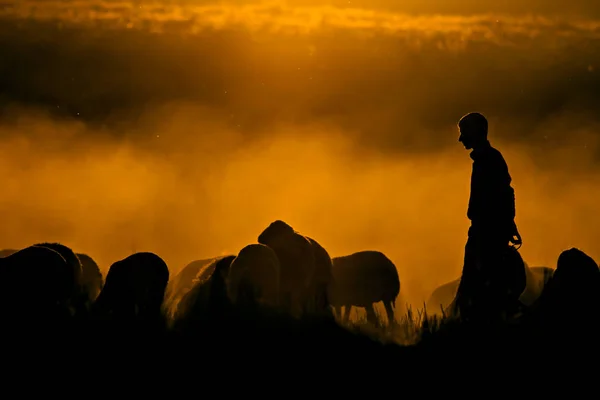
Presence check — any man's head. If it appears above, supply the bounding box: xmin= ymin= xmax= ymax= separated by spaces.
xmin=458 ymin=112 xmax=488 ymax=150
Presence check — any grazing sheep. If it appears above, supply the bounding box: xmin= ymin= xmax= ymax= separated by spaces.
xmin=0 ymin=245 xmax=73 ymax=321
xmin=329 ymin=251 xmax=400 ymax=326
xmin=553 ymin=248 xmax=598 ymax=282
xmin=426 ymin=280 xmax=459 ymax=316
xmin=426 ymin=262 xmax=553 ymax=316
xmin=306 ymin=236 xmax=334 ymax=317
xmin=531 ymin=248 xmax=600 ymax=324
xmin=518 ymin=265 xmax=554 ymax=306
xmin=513 ymin=249 xmax=600 ymax=353
xmin=76 ymin=253 xmax=104 ymax=302
xmin=530 ymin=266 xmax=554 ymax=283
xmin=34 ymin=242 xmax=83 ymax=287
xmin=0 ymin=249 xmax=17 ymax=258
xmin=195 ymin=256 xmax=236 ymax=285
xmin=167 ymin=256 xmax=233 ymax=301
xmin=164 ymin=258 xmax=226 ymax=318
xmin=227 ymin=244 xmax=280 ymax=310
xmin=94 ymin=252 xmax=170 ymax=320
xmin=170 ymin=255 xmax=236 ymax=333
xmin=258 ymin=220 xmax=316 ymax=318
xmin=34 ymin=242 xmax=86 ymax=314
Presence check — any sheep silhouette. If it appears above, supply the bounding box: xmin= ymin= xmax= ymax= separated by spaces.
xmin=329 ymin=250 xmax=400 ymax=326
xmin=0 ymin=245 xmax=73 ymax=324
xmin=76 ymin=253 xmax=104 ymax=303
xmin=227 ymin=243 xmax=280 ymax=311
xmin=170 ymin=255 xmax=236 ymax=335
xmin=34 ymin=242 xmax=87 ymax=316
xmin=306 ymin=236 xmax=334 ymax=318
xmin=258 ymin=220 xmax=316 ymax=318
xmin=530 ymin=248 xmax=600 ymax=327
xmin=518 ymin=265 xmax=554 ymax=306
xmin=93 ymin=252 xmax=170 ymax=324
xmin=34 ymin=243 xmax=83 ymax=286
xmin=166 ymin=256 xmax=233 ymax=303
xmin=0 ymin=249 xmax=17 ymax=258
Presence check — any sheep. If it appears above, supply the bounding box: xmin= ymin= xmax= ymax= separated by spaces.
xmin=227 ymin=243 xmax=280 ymax=310
xmin=425 ymin=280 xmax=459 ymax=317
xmin=76 ymin=253 xmax=104 ymax=302
xmin=426 ymin=262 xmax=554 ymax=317
xmin=34 ymin=242 xmax=83 ymax=287
xmin=0 ymin=249 xmax=17 ymax=258
xmin=531 ymin=248 xmax=600 ymax=322
xmin=329 ymin=250 xmax=400 ymax=326
xmin=34 ymin=242 xmax=86 ymax=315
xmin=170 ymin=255 xmax=236 ymax=333
xmin=305 ymin=236 xmax=334 ymax=317
xmin=93 ymin=252 xmax=170 ymax=321
xmin=531 ymin=266 xmax=554 ymax=282
xmin=0 ymin=245 xmax=73 ymax=322
xmin=258 ymin=220 xmax=316 ymax=318
xmin=167 ymin=256 xmax=233 ymax=302
xmin=521 ymin=248 xmax=600 ymax=348
xmin=518 ymin=265 xmax=554 ymax=306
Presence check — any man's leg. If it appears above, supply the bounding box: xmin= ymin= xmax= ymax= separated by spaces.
xmin=454 ymin=236 xmax=483 ymax=321
xmin=478 ymin=240 xmax=504 ymax=321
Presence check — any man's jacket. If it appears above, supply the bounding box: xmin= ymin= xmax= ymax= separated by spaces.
xmin=467 ymin=140 xmax=516 ymax=235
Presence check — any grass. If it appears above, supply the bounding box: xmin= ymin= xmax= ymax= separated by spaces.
xmin=3 ymin=295 xmax=597 ymax=391
xmin=337 ymin=303 xmax=448 ymax=346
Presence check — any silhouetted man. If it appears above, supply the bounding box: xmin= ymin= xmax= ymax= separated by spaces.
xmin=452 ymin=112 xmax=524 ymax=323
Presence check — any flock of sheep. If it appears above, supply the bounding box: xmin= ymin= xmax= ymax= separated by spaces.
xmin=0 ymin=220 xmax=401 ymax=332
xmin=2 ymin=217 xmax=600 ymax=354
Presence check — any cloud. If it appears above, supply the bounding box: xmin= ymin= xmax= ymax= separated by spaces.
xmin=3 ymin=0 xmax=600 ymax=46
xmin=2 ymin=0 xmax=600 ymax=150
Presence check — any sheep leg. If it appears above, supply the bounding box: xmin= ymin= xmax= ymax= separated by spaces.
xmin=333 ymin=306 xmax=342 ymax=320
xmin=384 ymin=300 xmax=395 ymax=326
xmin=332 ymin=306 xmax=342 ymax=319
xmin=342 ymin=305 xmax=351 ymax=323
xmin=365 ymin=303 xmax=379 ymax=326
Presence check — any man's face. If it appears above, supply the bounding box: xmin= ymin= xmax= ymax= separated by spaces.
xmin=458 ymin=127 xmax=475 ymax=150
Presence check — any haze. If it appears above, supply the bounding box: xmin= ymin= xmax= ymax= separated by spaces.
xmin=1 ymin=0 xmax=599 ymax=308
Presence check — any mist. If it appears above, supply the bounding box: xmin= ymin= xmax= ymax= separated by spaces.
xmin=1 ymin=0 xmax=600 ymax=307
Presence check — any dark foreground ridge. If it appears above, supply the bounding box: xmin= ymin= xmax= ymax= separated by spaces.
xmin=0 ymin=238 xmax=598 ymax=389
